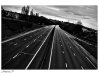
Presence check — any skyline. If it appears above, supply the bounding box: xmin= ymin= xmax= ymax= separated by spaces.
xmin=2 ymin=5 xmax=97 ymax=30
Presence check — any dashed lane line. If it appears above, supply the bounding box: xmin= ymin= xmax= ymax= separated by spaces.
xmin=2 ymin=27 xmax=45 ymax=43
xmin=25 ymin=27 xmax=54 ymax=69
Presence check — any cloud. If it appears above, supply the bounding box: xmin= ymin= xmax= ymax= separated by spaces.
xmin=47 ymin=5 xmax=97 ymax=29
xmin=2 ymin=5 xmax=97 ymax=30
xmin=2 ymin=5 xmax=22 ymax=13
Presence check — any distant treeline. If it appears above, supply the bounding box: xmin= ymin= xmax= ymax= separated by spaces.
xmin=2 ymin=6 xmax=56 ymax=25
xmin=1 ymin=6 xmax=97 ymax=44
xmin=59 ymin=22 xmax=97 ymax=45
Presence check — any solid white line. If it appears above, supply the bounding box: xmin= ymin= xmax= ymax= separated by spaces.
xmin=2 ymin=58 xmax=12 ymax=67
xmin=2 ymin=27 xmax=45 ymax=43
xmin=3 ymin=28 xmax=49 ymax=67
xmin=81 ymin=66 xmax=84 ymax=70
xmin=74 ymin=40 xmax=97 ymax=64
xmin=13 ymin=54 xmax=19 ymax=59
xmin=25 ymin=27 xmax=54 ymax=69
xmin=64 ymin=32 xmax=97 ymax=67
xmin=48 ymin=27 xmax=55 ymax=69
xmin=86 ymin=57 xmax=96 ymax=68
xmin=12 ymin=29 xmax=48 ymax=61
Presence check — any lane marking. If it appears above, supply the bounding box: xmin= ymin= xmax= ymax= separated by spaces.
xmin=66 ymin=35 xmax=97 ymax=66
xmin=65 ymin=32 xmax=97 ymax=63
xmin=64 ymin=31 xmax=97 ymax=47
xmin=2 ymin=58 xmax=12 ymax=67
xmin=38 ymin=37 xmax=39 ymax=38
xmin=86 ymin=57 xmax=96 ymax=68
xmin=65 ymin=63 xmax=67 ymax=68
xmin=48 ymin=27 xmax=55 ymax=69
xmin=81 ymin=66 xmax=84 ymax=70
xmin=74 ymin=40 xmax=97 ymax=64
xmin=61 ymin=30 xmax=97 ymax=68
xmin=72 ymin=40 xmax=86 ymax=56
xmin=62 ymin=51 xmax=64 ymax=54
xmin=64 ymin=33 xmax=80 ymax=50
xmin=13 ymin=54 xmax=19 ymax=59
xmin=2 ymin=28 xmax=50 ymax=67
xmin=73 ymin=53 xmax=76 ymax=56
xmin=14 ymin=41 xmax=34 ymax=57
xmin=71 ymin=40 xmax=80 ymax=50
xmin=14 ymin=43 xmax=18 ymax=45
xmin=21 ymin=52 xmax=34 ymax=55
xmin=26 ymin=45 xmax=29 ymax=48
xmin=61 ymin=27 xmax=96 ymax=47
xmin=2 ymin=27 xmax=45 ymax=43
xmin=12 ymin=29 xmax=48 ymax=60
xmin=24 ymin=39 xmax=26 ymax=40
xmin=33 ymin=39 xmax=37 ymax=42
xmin=3 ymin=52 xmax=35 ymax=67
xmin=25 ymin=27 xmax=54 ymax=69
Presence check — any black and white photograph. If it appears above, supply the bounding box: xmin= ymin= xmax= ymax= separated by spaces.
xmin=0 ymin=0 xmax=99 ymax=74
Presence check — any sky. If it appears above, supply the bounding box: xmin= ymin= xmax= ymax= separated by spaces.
xmin=2 ymin=5 xmax=97 ymax=30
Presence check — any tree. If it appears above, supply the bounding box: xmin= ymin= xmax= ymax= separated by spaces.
xmin=76 ymin=21 xmax=82 ymax=25
xmin=2 ymin=6 xmax=7 ymax=17
xmin=21 ymin=6 xmax=26 ymax=14
xmin=36 ymin=13 xmax=39 ymax=16
xmin=1 ymin=6 xmax=4 ymax=10
xmin=30 ymin=9 xmax=33 ymax=16
xmin=21 ymin=6 xmax=30 ymax=15
xmin=74 ymin=21 xmax=83 ymax=35
xmin=25 ymin=6 xmax=29 ymax=15
xmin=21 ymin=6 xmax=30 ymax=21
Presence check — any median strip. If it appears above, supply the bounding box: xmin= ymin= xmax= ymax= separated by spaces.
xmin=25 ymin=26 xmax=55 ymax=69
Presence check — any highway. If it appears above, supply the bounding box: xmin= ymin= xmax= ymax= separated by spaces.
xmin=2 ymin=25 xmax=97 ymax=69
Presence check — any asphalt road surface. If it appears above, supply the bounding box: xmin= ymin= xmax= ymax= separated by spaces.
xmin=2 ymin=25 xmax=97 ymax=69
